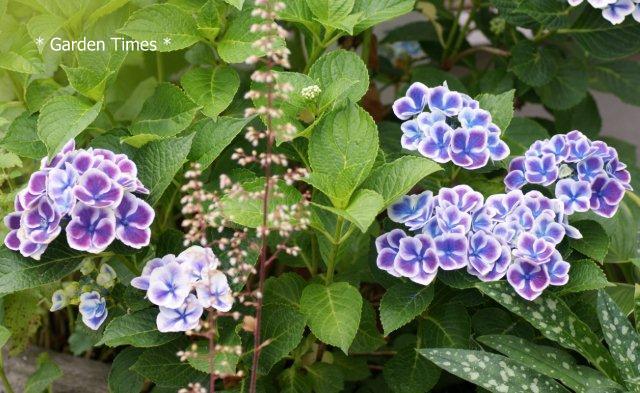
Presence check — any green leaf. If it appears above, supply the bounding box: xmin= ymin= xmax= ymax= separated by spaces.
xmin=300 ymin=282 xmax=363 ymax=353
xmin=0 ymin=326 xmax=10 ymax=348
xmin=86 ymin=0 xmax=131 ymax=26
xmin=278 ymin=367 xmax=313 ymax=393
xmin=24 ymin=353 xmax=62 ymax=393
xmin=223 ymin=0 xmax=244 ymax=9
xmin=4 ymin=290 xmax=42 ymax=354
xmin=509 ymin=40 xmax=558 ymax=87
xmin=472 ymin=307 xmax=534 ymax=338
xmin=476 ymin=89 xmax=515 ymax=131
xmin=0 ymin=112 xmax=45 ymax=159
xmin=479 ymin=335 xmax=623 ymax=393
xmin=309 ymin=50 xmax=369 ymax=103
xmin=181 ymin=65 xmax=239 ymax=118
xmin=558 ymin=259 xmax=610 ymax=295
xmin=315 ymin=189 xmax=384 ymax=233
xmin=113 ymin=77 xmax=157 ymax=122
xmin=108 ymin=347 xmax=145 ymax=393
xmin=589 ymin=61 xmax=640 ymax=106
xmin=515 ymin=0 xmax=578 ymax=29
xmin=120 ymin=133 xmax=163 ymax=148
xmin=569 ymin=220 xmax=610 ymax=262
xmin=99 ymin=308 xmax=180 ymax=347
xmin=384 ymin=346 xmax=440 ymax=393
xmin=478 ymin=281 xmax=620 ymax=382
xmin=0 ymin=243 xmax=84 ymax=295
xmin=362 ymin=156 xmax=441 ymax=208
xmin=349 ymin=300 xmax=385 ymax=353
xmin=62 ymin=46 xmax=126 ymax=101
xmin=263 ymin=272 xmax=306 ymax=309
xmin=131 ymin=339 xmax=207 ymax=388
xmin=535 ymin=59 xmax=588 ymax=110
xmin=420 ymin=348 xmax=570 ymax=393
xmin=0 ymin=27 xmax=43 ymax=74
xmin=308 ymin=103 xmax=378 ymax=208
xmin=351 ymin=0 xmax=415 ymax=34
xmin=119 ymin=4 xmax=200 ymax=51
xmin=221 ymin=177 xmax=303 ymax=228
xmin=217 ymin=7 xmax=283 ymax=63
xmin=568 ymin=8 xmax=640 ymax=60
xmin=502 ymin=117 xmax=549 ymax=155
xmin=37 ymin=95 xmax=102 ymax=156
xmin=134 ymin=134 xmax=194 ymax=206
xmin=187 ymin=116 xmax=252 ymax=169
xmin=188 ymin=321 xmax=241 ymax=375
xmin=553 ymin=94 xmax=602 ymax=138
xmin=380 ymin=282 xmax=434 ymax=335
xmin=597 ymin=290 xmax=640 ymax=391
xmin=423 ymin=302 xmax=470 ymax=348
xmin=25 ymin=78 xmax=68 ymax=114
xmin=305 ymin=362 xmax=344 ymax=393
xmin=306 ymin=0 xmax=354 ymax=24
xmin=130 ymin=83 xmax=199 ymax=137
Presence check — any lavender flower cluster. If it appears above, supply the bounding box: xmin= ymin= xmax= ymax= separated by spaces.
xmin=568 ymin=0 xmax=640 ymax=25
xmin=3 ymin=140 xmax=154 ymax=259
xmin=131 ymin=246 xmax=234 ymax=332
xmin=392 ymin=82 xmax=510 ymax=170
xmin=505 ymin=131 xmax=631 ymax=218
xmin=376 ymin=185 xmax=582 ymax=300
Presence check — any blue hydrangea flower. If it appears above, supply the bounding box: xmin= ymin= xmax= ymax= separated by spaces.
xmin=467 ymin=244 xmax=511 ymax=282
xmin=542 ymin=134 xmax=569 ymax=161
xmin=394 ymin=234 xmax=438 ymax=285
xmin=555 ymin=179 xmax=591 ymax=214
xmin=513 ymin=233 xmax=554 ymax=264
xmin=532 ymin=214 xmax=566 ymax=245
xmin=48 ymin=164 xmax=78 ymax=214
xmin=450 ymin=127 xmax=490 ymax=170
xmin=546 ymin=251 xmax=570 ymax=286
xmin=375 ymin=229 xmax=406 ymax=277
xmin=458 ymin=107 xmax=491 ymax=129
xmin=438 ymin=184 xmax=484 ymax=213
xmin=577 ymin=156 xmax=606 ymax=183
xmin=400 ymin=119 xmax=425 ymax=150
xmin=427 ymin=85 xmax=463 ymax=116
xmin=74 ymin=168 xmax=124 ymax=208
xmin=590 ymin=175 xmax=626 ymax=217
xmin=392 ymin=82 xmax=429 ymax=120
xmin=178 ymin=246 xmax=219 ymax=283
xmin=147 ymin=260 xmax=191 ymax=309
xmin=606 ymin=156 xmax=632 ymax=188
xmin=435 ymin=205 xmax=471 ymax=234
xmin=66 ymin=204 xmax=116 ymax=253
xmin=79 ymin=291 xmax=108 ymax=330
xmin=19 ymin=170 xmax=48 ymax=209
xmin=467 ymin=231 xmax=502 ymax=276
xmin=387 ymin=191 xmax=434 ymax=231
xmin=417 ymin=122 xmax=453 ymax=163
xmin=50 ymin=289 xmax=67 ymax=312
xmin=156 ymin=294 xmax=203 ymax=332
xmin=506 ymin=260 xmax=550 ymax=301
xmin=195 ymin=270 xmax=234 ymax=311
xmin=486 ymin=190 xmax=523 ymax=221
xmin=21 ymin=198 xmax=61 ymax=244
xmin=524 ymin=154 xmax=559 ymax=185
xmin=131 ymin=254 xmax=175 ymax=290
xmin=487 ymin=131 xmax=510 ymax=161
xmin=114 ymin=193 xmax=154 ymax=249
xmin=504 ymin=157 xmax=527 ymax=190
xmin=602 ymin=0 xmax=635 ymax=24
xmin=3 ymin=212 xmax=21 ymax=251
xmin=435 ymin=233 xmax=468 ymax=270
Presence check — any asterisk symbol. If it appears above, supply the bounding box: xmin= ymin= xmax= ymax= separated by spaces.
xmin=163 ymin=37 xmax=171 ymax=46
xmin=35 ymin=37 xmax=44 ymax=46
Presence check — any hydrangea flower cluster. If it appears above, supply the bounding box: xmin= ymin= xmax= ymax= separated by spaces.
xmin=392 ymin=82 xmax=510 ymax=170
xmin=3 ymin=139 xmax=154 ymax=259
xmin=567 ymin=0 xmax=640 ymax=25
xmin=505 ymin=131 xmax=631 ymax=218
xmin=132 ymin=246 xmax=234 ymax=332
xmin=376 ymin=185 xmax=582 ymax=300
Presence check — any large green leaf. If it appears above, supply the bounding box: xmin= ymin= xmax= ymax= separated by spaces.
xmin=306 ymin=0 xmax=355 ymax=26
xmin=421 ymin=348 xmax=570 ymax=393
xmin=24 ymin=353 xmax=62 ymax=393
xmin=119 ymin=3 xmax=200 ymax=51
xmin=349 ymin=300 xmax=385 ymax=353
xmin=384 ymin=346 xmax=440 ymax=393
xmin=181 ymin=65 xmax=239 ymax=118
xmin=568 ymin=8 xmax=640 ymax=60
xmin=37 ymin=95 xmax=101 ymax=156
xmin=308 ymin=50 xmax=369 ymax=103
xmin=558 ymin=259 xmax=610 ymax=295
xmin=476 ymin=89 xmax=515 ymax=131
xmin=478 ymin=281 xmax=621 ymax=382
xmin=535 ymin=59 xmax=587 ymax=110
xmin=351 ymin=0 xmax=415 ymax=34
xmin=130 ymin=83 xmax=199 ymax=137
xmin=502 ymin=117 xmax=549 ymax=155
xmin=0 ymin=112 xmax=46 ymax=159
xmin=314 ymin=189 xmax=384 ymax=233
xmin=553 ymin=94 xmax=602 ymax=138
xmin=514 ymin=0 xmax=578 ymax=29
xmin=187 ymin=116 xmax=252 ymax=169
xmin=589 ymin=61 xmax=640 ymax=106
xmin=134 ymin=134 xmax=194 ymax=206
xmin=380 ymin=282 xmax=434 ymax=335
xmin=569 ymin=220 xmax=610 ymax=262
xmin=108 ymin=347 xmax=145 ymax=393
xmin=362 ymin=156 xmax=441 ymax=208
xmin=509 ymin=40 xmax=558 ymax=87
xmin=423 ymin=301 xmax=470 ymax=349
xmin=305 ymin=362 xmax=344 ymax=393
xmin=217 ymin=7 xmax=283 ymax=63
xmin=597 ymin=291 xmax=640 ymax=391
xmin=99 ymin=308 xmax=180 ymax=347
xmin=0 ymin=243 xmax=84 ymax=294
xmin=308 ymin=103 xmax=378 ymax=208
xmin=131 ymin=339 xmax=207 ymax=388
xmin=300 ymin=282 xmax=363 ymax=353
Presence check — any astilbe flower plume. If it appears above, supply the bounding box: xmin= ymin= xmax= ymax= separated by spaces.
xmin=505 ymin=131 xmax=631 ymax=218
xmin=392 ymin=82 xmax=510 ymax=170
xmin=3 ymin=139 xmax=153 ymax=259
xmin=377 ymin=185 xmax=582 ymax=300
xmin=567 ymin=0 xmax=640 ymax=25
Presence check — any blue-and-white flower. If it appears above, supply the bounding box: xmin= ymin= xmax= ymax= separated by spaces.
xmin=79 ymin=291 xmax=108 ymax=330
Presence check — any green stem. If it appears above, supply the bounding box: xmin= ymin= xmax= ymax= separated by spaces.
xmin=441 ymin=0 xmax=465 ymax=63
xmin=360 ymin=28 xmax=372 ymax=65
xmin=325 ymin=216 xmax=345 ymax=283
xmin=0 ymin=352 xmax=14 ymax=393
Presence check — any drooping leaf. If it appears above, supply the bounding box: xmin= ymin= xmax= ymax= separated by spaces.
xmin=0 ymin=112 xmax=46 ymax=159
xmin=108 ymin=347 xmax=145 ymax=393
xmin=99 ymin=308 xmax=180 ymax=347
xmin=380 ymin=282 xmax=434 ymax=335
xmin=187 ymin=116 xmax=253 ymax=169
xmin=181 ymin=65 xmax=239 ymax=118
xmin=569 ymin=220 xmax=610 ymax=262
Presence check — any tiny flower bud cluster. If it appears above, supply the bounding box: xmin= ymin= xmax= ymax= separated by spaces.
xmin=377 ymin=185 xmax=582 ymax=300
xmin=392 ymin=82 xmax=510 ymax=170
xmin=131 ymin=246 xmax=234 ymax=332
xmin=567 ymin=0 xmax=640 ymax=25
xmin=50 ymin=261 xmax=116 ymax=330
xmin=300 ymin=85 xmax=322 ymax=100
xmin=3 ymin=139 xmax=154 ymax=259
xmin=505 ymin=131 xmax=631 ymax=218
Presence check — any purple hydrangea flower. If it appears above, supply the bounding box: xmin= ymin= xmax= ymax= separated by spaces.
xmin=532 ymin=214 xmax=566 ymax=245
xmin=427 ymin=85 xmax=463 ymax=116
xmin=602 ymin=0 xmax=635 ymax=24
xmin=74 ymin=169 xmax=123 ymax=208
xmin=450 ymin=127 xmax=490 ymax=170
xmin=114 ymin=193 xmax=154 ymax=249
xmin=79 ymin=291 xmax=108 ymax=330
xmin=131 ymin=254 xmax=175 ymax=290
xmin=147 ymin=260 xmax=191 ymax=308
xmin=178 ymin=246 xmax=219 ymax=283
xmin=555 ymin=179 xmax=591 ymax=214
xmin=388 ymin=191 xmax=434 ymax=231
xmin=524 ymin=154 xmax=559 ymax=185
xmin=438 ymin=184 xmax=484 ymax=213
xmin=156 ymin=294 xmax=203 ymax=332
xmin=513 ymin=233 xmax=554 ymax=264
xmin=66 ymin=204 xmax=116 ymax=253
xmin=507 ymin=260 xmax=550 ymax=301
xmin=486 ymin=190 xmax=524 ymax=221
xmin=195 ymin=270 xmax=234 ymax=311
xmin=590 ymin=175 xmax=626 ymax=218
xmin=505 ymin=157 xmax=527 ymax=190
xmin=606 ymin=157 xmax=632 ymax=189
xmin=577 ymin=156 xmax=606 ymax=183
xmin=468 ymin=245 xmax=511 ymax=282
xmin=458 ymin=108 xmax=491 ymax=129
xmin=400 ymin=120 xmax=425 ymax=150
xmin=436 ymin=205 xmax=471 ymax=234
xmin=417 ymin=122 xmax=453 ymax=163
xmin=19 ymin=170 xmax=48 ymax=209
xmin=393 ymin=234 xmax=438 ymax=285
xmin=546 ymin=251 xmax=570 ymax=286
xmin=47 ymin=164 xmax=78 ymax=214
xmin=435 ymin=233 xmax=468 ymax=270
xmin=3 ymin=212 xmax=21 ymax=251
xmin=393 ymin=82 xmax=429 ymax=120
xmin=21 ymin=198 xmax=61 ymax=244
xmin=487 ymin=131 xmax=510 ymax=161
xmin=375 ymin=229 xmax=406 ymax=277
xmin=467 ymin=231 xmax=502 ymax=276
